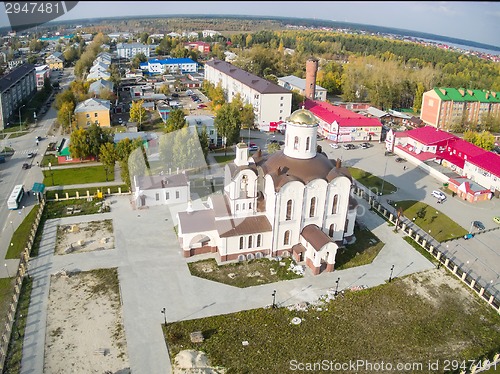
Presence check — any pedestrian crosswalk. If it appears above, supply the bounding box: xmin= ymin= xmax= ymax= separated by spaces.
xmin=17 ymin=149 xmax=39 ymax=155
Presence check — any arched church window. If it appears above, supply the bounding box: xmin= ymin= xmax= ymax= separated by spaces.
xmin=309 ymin=197 xmax=316 ymax=217
xmin=257 ymin=234 xmax=262 ymax=247
xmin=332 ymin=195 xmax=339 ymax=214
xmin=241 ymin=175 xmax=248 ymax=194
xmin=248 ymin=235 xmax=253 ymax=248
xmin=294 ymin=136 xmax=299 ymax=150
xmin=284 ymin=230 xmax=290 ymax=245
xmin=329 ymin=224 xmax=336 ymax=237
xmin=306 ymin=136 xmax=310 ymax=151
xmin=286 ymin=199 xmax=293 ymax=220
xmin=239 ymin=237 xmax=244 ymax=249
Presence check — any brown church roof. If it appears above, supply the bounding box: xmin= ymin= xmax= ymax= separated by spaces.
xmin=301 ymin=224 xmax=332 ymax=251
xmin=255 ymin=150 xmax=350 ymax=191
xmin=216 ymin=215 xmax=272 ymax=238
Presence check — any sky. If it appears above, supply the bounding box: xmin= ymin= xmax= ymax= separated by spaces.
xmin=0 ymin=1 xmax=499 ymax=48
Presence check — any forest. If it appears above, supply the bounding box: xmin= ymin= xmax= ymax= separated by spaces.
xmin=225 ymin=29 xmax=500 ymax=112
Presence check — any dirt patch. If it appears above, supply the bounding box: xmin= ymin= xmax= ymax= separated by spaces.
xmin=44 ymin=269 xmax=129 ymax=374
xmin=55 ymin=219 xmax=114 ymax=255
xmin=402 ymin=268 xmax=476 ymax=311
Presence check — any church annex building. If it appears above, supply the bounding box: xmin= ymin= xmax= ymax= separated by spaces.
xmin=177 ymin=108 xmax=358 ymax=275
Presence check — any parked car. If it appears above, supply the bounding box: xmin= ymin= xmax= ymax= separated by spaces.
xmin=330 ymin=143 xmax=339 ymax=149
xmin=249 ymin=145 xmax=258 ymax=151
xmin=395 ymin=157 xmax=406 ymax=163
xmin=431 ymin=190 xmax=446 ymax=201
xmin=493 ymin=216 xmax=500 ymax=225
xmin=464 ymin=233 xmax=474 ymax=240
xmin=118 ymin=118 xmax=123 ymax=124
xmin=384 ymin=151 xmax=395 ymax=156
xmin=197 ymin=104 xmax=207 ymax=109
xmin=360 ymin=142 xmax=372 ymax=149
xmin=473 ymin=220 xmax=485 ymax=230
xmin=171 ymin=93 xmax=179 ymax=98
xmin=0 ymin=155 xmax=5 ymax=163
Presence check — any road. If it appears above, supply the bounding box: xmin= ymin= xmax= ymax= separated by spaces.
xmin=0 ymin=68 xmax=73 ymax=275
xmin=317 ymin=138 xmax=500 ymax=298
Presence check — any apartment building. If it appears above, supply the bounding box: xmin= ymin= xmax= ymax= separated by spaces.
xmin=421 ymin=87 xmax=500 ymax=130
xmin=0 ymin=63 xmax=36 ymax=130
xmin=204 ymin=59 xmax=292 ymax=127
xmin=116 ymin=43 xmax=157 ymax=59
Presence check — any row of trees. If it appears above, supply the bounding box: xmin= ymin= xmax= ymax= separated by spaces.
xmin=463 ymin=130 xmax=496 ymax=151
xmin=68 ymin=124 xmax=145 ymax=188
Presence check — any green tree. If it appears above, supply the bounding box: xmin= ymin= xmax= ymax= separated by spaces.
xmin=115 ymin=137 xmax=144 ymax=190
xmin=166 ymin=109 xmax=186 ymax=133
xmin=54 ymin=89 xmax=76 ymax=110
xmin=69 ymin=128 xmax=90 ymax=160
xmin=475 ymin=131 xmax=495 ymax=150
xmin=215 ymin=103 xmax=241 ymax=155
xmin=267 ymin=142 xmax=281 ymax=154
xmin=99 ymin=142 xmax=117 ymax=181
xmin=463 ymin=130 xmax=477 ymax=144
xmin=129 ymin=100 xmax=147 ymax=129
xmin=131 ymin=53 xmax=147 ymax=69
xmin=57 ymin=101 xmax=75 ymax=134
xmin=198 ymin=125 xmax=210 ymax=160
xmin=87 ymin=124 xmax=111 ymax=159
xmin=413 ymin=82 xmax=425 ymax=113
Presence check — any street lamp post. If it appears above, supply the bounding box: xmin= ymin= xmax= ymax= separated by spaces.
xmin=48 ymin=162 xmax=54 ymax=185
xmin=161 ymin=307 xmax=167 ymax=326
xmin=10 ymin=221 xmax=13 ymax=235
xmin=19 ymin=105 xmax=25 ymax=133
xmin=334 ymin=277 xmax=340 ymax=296
xmin=388 ymin=265 xmax=395 ymax=282
xmin=379 ymin=157 xmax=389 ymax=196
xmin=272 ymin=290 xmax=276 ymax=308
xmin=4 ymin=263 xmax=10 ymax=278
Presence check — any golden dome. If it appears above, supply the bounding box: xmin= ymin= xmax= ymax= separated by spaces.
xmin=288 ymin=108 xmax=317 ymax=125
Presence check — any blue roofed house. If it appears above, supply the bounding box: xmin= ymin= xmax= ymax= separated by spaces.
xmin=140 ymin=58 xmax=198 ymax=75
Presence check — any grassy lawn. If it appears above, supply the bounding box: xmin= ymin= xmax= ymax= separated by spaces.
xmin=6 ymin=205 xmax=41 ymax=259
xmin=335 ymin=226 xmax=385 ymax=269
xmin=40 ymin=154 xmax=58 ymax=167
xmin=348 ymin=167 xmax=397 ymax=195
xmin=395 ymin=200 xmax=468 ymax=242
xmin=213 ymin=155 xmax=234 ymax=164
xmin=2 ymin=277 xmax=32 ymax=373
xmin=45 ymin=184 xmax=129 ymax=200
xmin=164 ymin=269 xmax=500 ymax=373
xmin=188 ymin=257 xmax=303 ymax=288
xmin=42 ymin=165 xmax=113 ymax=186
xmin=0 ymin=278 xmax=15 ymax=342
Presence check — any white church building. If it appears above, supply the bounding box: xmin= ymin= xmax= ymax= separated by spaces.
xmin=177 ymin=108 xmax=358 ymax=275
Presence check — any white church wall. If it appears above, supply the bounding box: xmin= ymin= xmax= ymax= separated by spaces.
xmin=301 ymin=178 xmax=328 ymax=231
xmin=323 ymin=176 xmax=351 ymax=241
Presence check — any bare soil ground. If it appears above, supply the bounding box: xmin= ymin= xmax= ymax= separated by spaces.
xmin=55 ymin=219 xmax=114 ymax=255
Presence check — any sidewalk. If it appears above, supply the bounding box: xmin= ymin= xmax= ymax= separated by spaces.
xmin=21 ymin=192 xmax=434 ymax=374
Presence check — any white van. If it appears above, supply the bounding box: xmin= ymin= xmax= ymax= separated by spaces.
xmin=431 ymin=190 xmax=446 ymax=201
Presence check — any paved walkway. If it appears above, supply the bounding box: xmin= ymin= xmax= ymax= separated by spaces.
xmin=21 ymin=193 xmax=434 ymax=374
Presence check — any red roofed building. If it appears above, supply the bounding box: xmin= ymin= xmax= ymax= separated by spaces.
xmin=304 ymin=99 xmax=382 ymax=142
xmin=463 ymin=152 xmax=500 ymax=197
xmin=386 ymin=126 xmax=500 ymax=201
xmin=184 ymin=41 xmax=210 ymax=54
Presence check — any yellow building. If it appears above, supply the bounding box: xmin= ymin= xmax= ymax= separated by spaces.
xmin=45 ymin=52 xmax=64 ymax=70
xmin=74 ymin=98 xmax=111 ymax=128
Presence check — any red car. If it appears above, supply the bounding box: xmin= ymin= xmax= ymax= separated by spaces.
xmin=197 ymin=104 xmax=207 ymax=109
